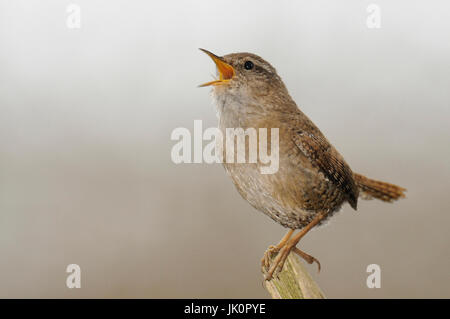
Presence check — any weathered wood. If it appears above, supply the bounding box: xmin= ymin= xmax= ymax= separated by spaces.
xmin=263 ymin=254 xmax=325 ymax=299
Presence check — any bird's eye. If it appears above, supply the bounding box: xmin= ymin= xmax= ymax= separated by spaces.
xmin=244 ymin=61 xmax=254 ymax=70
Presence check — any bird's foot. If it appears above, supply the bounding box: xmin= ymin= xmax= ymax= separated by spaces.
xmin=293 ymin=247 xmax=321 ymax=272
xmin=261 ymin=245 xmax=280 ymax=270
xmin=262 ymin=215 xmax=327 ymax=281
xmin=263 ymin=242 xmax=293 ymax=281
xmin=262 ymin=244 xmax=321 ymax=281
xmin=261 ymin=230 xmax=295 ymax=278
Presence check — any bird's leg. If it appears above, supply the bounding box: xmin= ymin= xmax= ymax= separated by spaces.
xmin=264 ymin=212 xmax=327 ymax=281
xmin=261 ymin=229 xmax=294 ymax=269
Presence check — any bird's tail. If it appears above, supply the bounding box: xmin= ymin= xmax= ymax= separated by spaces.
xmin=354 ymin=173 xmax=406 ymax=202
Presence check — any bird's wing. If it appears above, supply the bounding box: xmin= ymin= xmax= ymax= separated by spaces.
xmin=292 ymin=129 xmax=359 ymax=209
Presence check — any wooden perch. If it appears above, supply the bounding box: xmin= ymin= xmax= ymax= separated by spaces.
xmin=263 ymin=254 xmax=325 ymax=299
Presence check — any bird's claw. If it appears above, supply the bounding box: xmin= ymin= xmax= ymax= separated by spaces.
xmin=292 ymin=247 xmax=321 ymax=273
xmin=261 ymin=245 xmax=279 ymax=271
xmin=262 ymin=245 xmax=322 ymax=281
xmin=262 ymin=244 xmax=292 ymax=281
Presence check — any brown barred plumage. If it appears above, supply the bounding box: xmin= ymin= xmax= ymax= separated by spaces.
xmin=354 ymin=173 xmax=406 ymax=202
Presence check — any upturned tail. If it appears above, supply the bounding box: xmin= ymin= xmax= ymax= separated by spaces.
xmin=354 ymin=173 xmax=406 ymax=202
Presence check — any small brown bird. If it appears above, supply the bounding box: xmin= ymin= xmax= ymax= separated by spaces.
xmin=199 ymin=49 xmax=406 ymax=280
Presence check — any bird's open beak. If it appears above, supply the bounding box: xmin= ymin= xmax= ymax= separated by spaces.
xmin=199 ymin=48 xmax=235 ymax=87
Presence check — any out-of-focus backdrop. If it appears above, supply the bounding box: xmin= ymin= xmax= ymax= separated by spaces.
xmin=0 ymin=0 xmax=449 ymax=298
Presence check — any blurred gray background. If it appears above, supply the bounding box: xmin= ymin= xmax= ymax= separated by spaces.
xmin=0 ymin=0 xmax=449 ymax=298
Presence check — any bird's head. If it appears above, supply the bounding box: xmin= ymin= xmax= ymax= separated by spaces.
xmin=199 ymin=49 xmax=289 ymax=102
